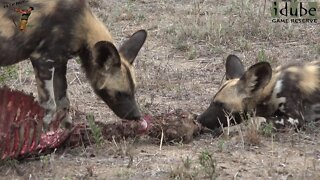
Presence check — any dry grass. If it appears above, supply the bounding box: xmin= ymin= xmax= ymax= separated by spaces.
xmin=0 ymin=0 xmax=320 ymax=179
xmin=170 ymin=151 xmax=217 ymax=180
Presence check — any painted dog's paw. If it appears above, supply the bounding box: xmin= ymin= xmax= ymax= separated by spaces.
xmin=61 ymin=114 xmax=73 ymax=129
xmin=43 ymin=111 xmax=55 ymax=131
xmin=42 ymin=109 xmax=72 ymax=131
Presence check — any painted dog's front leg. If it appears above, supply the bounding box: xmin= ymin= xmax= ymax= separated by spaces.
xmin=31 ymin=59 xmax=57 ymax=128
xmin=53 ymin=62 xmax=72 ymax=128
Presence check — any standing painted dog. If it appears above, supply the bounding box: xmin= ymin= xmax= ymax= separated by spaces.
xmin=198 ymin=55 xmax=320 ymax=130
xmin=0 ymin=0 xmax=147 ymax=127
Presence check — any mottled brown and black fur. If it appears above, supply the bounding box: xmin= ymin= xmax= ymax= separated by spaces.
xmin=0 ymin=0 xmax=147 ymax=127
xmin=198 ymin=55 xmax=320 ymax=130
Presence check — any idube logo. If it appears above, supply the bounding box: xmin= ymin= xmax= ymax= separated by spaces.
xmin=271 ymin=0 xmax=318 ymax=23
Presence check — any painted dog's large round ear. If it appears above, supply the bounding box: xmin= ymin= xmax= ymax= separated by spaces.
xmin=119 ymin=30 xmax=147 ymax=64
xmin=94 ymin=41 xmax=121 ymax=68
xmin=225 ymin=54 xmax=245 ymax=80
xmin=239 ymin=62 xmax=272 ymax=94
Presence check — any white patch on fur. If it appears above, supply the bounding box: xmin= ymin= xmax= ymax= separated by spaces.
xmin=274 ymin=80 xmax=283 ymax=94
xmin=287 ymin=117 xmax=299 ymax=125
xmin=46 ymin=59 xmax=55 ymax=63
xmin=271 ymin=80 xmax=286 ymax=111
xmin=275 ymin=119 xmax=284 ymax=125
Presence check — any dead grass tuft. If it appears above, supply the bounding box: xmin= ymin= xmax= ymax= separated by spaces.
xmin=170 ymin=151 xmax=217 ymax=180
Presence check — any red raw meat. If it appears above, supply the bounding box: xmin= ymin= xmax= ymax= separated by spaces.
xmin=0 ymin=87 xmax=68 ymax=160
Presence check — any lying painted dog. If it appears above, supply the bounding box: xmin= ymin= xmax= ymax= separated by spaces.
xmin=0 ymin=0 xmax=147 ymax=127
xmin=198 ymin=55 xmax=320 ymax=130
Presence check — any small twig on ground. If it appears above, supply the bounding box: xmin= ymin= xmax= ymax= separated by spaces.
xmin=234 ymin=171 xmax=239 ymax=179
xmin=159 ymin=127 xmax=164 ymax=151
xmin=75 ymin=72 xmax=83 ymax=85
xmin=112 ymin=136 xmax=119 ymax=149
xmin=230 ymin=115 xmax=244 ymax=149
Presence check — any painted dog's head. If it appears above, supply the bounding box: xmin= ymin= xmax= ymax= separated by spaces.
xmin=197 ymin=55 xmax=272 ymax=129
xmin=87 ymin=30 xmax=147 ymax=121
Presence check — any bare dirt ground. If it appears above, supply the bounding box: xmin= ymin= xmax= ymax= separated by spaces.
xmin=1 ymin=0 xmax=320 ymax=179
